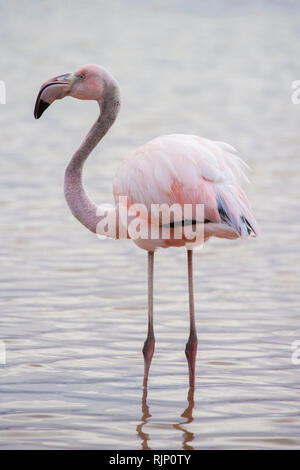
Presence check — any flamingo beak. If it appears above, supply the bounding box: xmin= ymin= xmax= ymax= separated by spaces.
xmin=34 ymin=73 xmax=75 ymax=119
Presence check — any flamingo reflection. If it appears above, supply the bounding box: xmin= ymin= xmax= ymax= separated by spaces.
xmin=136 ymin=384 xmax=195 ymax=450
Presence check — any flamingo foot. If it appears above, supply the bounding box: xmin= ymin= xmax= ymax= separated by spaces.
xmin=143 ymin=335 xmax=155 ymax=388
xmin=185 ymin=334 xmax=198 ymax=388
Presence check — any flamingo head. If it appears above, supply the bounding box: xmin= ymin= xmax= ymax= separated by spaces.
xmin=34 ymin=64 xmax=110 ymax=119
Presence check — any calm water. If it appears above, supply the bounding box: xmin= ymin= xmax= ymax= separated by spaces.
xmin=1 ymin=0 xmax=300 ymax=449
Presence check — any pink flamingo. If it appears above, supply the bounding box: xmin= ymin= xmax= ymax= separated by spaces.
xmin=34 ymin=64 xmax=258 ymax=388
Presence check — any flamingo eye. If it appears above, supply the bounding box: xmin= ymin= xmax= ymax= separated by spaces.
xmin=78 ymin=73 xmax=85 ymax=80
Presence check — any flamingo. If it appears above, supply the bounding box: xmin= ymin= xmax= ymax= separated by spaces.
xmin=34 ymin=64 xmax=258 ymax=388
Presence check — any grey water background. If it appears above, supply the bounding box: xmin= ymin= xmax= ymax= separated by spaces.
xmin=1 ymin=0 xmax=300 ymax=449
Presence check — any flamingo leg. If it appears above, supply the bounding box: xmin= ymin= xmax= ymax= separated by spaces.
xmin=143 ymin=251 xmax=155 ymax=388
xmin=185 ymin=249 xmax=198 ymax=388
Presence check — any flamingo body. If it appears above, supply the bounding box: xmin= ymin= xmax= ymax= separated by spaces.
xmin=114 ymin=133 xmax=257 ymax=251
xmin=34 ymin=64 xmax=259 ymax=388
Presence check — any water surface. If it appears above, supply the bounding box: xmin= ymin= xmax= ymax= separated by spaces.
xmin=1 ymin=0 xmax=300 ymax=449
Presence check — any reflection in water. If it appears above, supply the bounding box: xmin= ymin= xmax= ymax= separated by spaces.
xmin=173 ymin=388 xmax=195 ymax=450
xmin=136 ymin=387 xmax=152 ymax=450
xmin=137 ymin=386 xmax=195 ymax=450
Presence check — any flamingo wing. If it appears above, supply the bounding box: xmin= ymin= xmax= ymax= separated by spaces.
xmin=113 ymin=134 xmax=258 ymax=240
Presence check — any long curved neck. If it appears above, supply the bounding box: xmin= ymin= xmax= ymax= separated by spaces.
xmin=64 ymin=81 xmax=120 ymax=235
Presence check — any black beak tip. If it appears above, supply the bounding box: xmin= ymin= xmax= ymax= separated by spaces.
xmin=34 ymin=99 xmax=51 ymax=119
